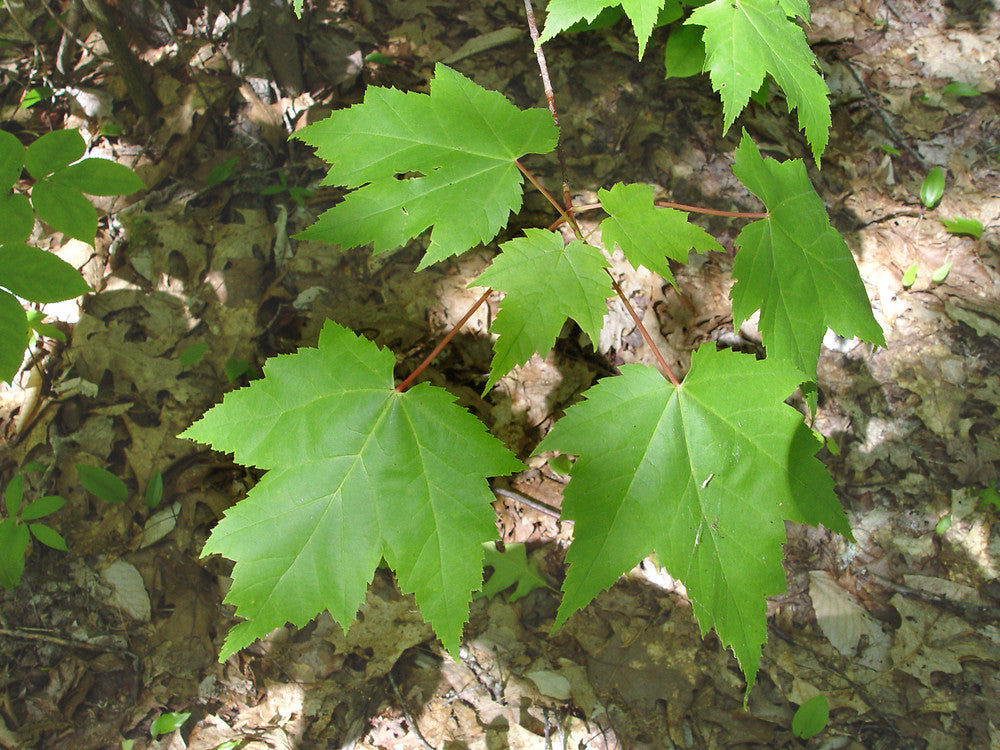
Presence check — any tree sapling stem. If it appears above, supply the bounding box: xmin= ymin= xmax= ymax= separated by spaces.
xmin=395 ymin=289 xmax=493 ymax=393
xmin=605 ymin=268 xmax=681 ymax=386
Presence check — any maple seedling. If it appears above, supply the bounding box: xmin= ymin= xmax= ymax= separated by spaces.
xmin=188 ymin=0 xmax=884 ymax=696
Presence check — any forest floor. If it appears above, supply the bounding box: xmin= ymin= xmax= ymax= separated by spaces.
xmin=1 ymin=0 xmax=999 ymax=748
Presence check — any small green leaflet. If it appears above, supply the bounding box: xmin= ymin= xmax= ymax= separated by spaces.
xmin=687 ymin=0 xmax=830 ymax=161
xmin=473 ymin=229 xmax=610 ymax=391
xmin=292 ymin=64 xmax=557 ymax=269
xmin=539 ymin=0 xmax=673 ymax=59
xmin=182 ymin=320 xmax=523 ymax=660
xmin=792 ymin=693 xmax=830 ymax=739
xmin=598 ymin=182 xmax=722 ymax=283
xmin=940 ymin=217 xmax=983 ymax=238
xmin=478 ymin=542 xmax=551 ymax=602
xmin=730 ymin=133 xmax=884 ymax=379
xmin=536 ymin=347 xmax=851 ymax=692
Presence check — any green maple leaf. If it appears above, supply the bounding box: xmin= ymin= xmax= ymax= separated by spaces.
xmin=472 ymin=229 xmax=610 ymax=391
xmin=687 ymin=0 xmax=830 ymax=161
xmin=598 ymin=182 xmax=722 ymax=283
xmin=539 ymin=0 xmax=668 ymax=59
xmin=292 ymin=64 xmax=557 ymax=269
xmin=478 ymin=542 xmax=552 ymax=602
xmin=182 ymin=321 xmax=523 ymax=660
xmin=730 ymin=134 xmax=884 ymax=379
xmin=536 ymin=347 xmax=851 ymax=691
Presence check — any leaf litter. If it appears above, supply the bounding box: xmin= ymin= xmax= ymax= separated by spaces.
xmin=0 ymin=0 xmax=998 ymax=747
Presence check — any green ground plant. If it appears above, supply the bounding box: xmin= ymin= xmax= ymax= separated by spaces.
xmin=181 ymin=0 xmax=886 ymax=697
xmin=0 ymin=464 xmax=68 ymax=589
xmin=0 ymin=127 xmax=144 ymax=383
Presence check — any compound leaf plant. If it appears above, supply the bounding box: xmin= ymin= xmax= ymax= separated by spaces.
xmin=187 ymin=0 xmax=884 ymax=694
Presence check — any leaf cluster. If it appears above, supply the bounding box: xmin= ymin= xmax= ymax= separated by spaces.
xmin=0 ymin=128 xmax=145 ymax=383
xmin=186 ymin=5 xmax=884 ymax=695
xmin=1 ymin=467 xmax=67 ymax=589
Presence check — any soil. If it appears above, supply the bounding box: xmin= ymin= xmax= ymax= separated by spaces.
xmin=1 ymin=0 xmax=998 ymax=748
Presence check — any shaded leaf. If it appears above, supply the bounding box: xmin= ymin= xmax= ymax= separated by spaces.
xmin=182 ymin=320 xmax=523 ymax=660
xmin=0 ymin=518 xmax=29 ymax=589
xmin=29 ymin=523 xmax=67 ymax=551
xmin=150 ymin=712 xmax=191 ymax=737
xmin=0 ymin=193 xmax=34 ymax=244
xmin=540 ymin=0 xmax=673 ymax=59
xmin=179 ymin=341 xmax=209 ymax=366
xmin=20 ymin=495 xmax=66 ymax=520
xmin=0 ymin=291 xmax=29 ymax=383
xmin=24 ymin=129 xmax=86 ymax=179
xmin=687 ymin=0 xmax=830 ymax=161
xmin=205 ymin=156 xmax=239 ymax=187
xmin=473 ymin=229 xmax=610 ymax=391
xmin=942 ymin=81 xmax=980 ymax=97
xmin=792 ymin=694 xmax=829 ymax=739
xmin=76 ymin=464 xmax=128 ymax=504
xmin=53 ymin=158 xmax=145 ymax=196
xmin=478 ymin=542 xmax=551 ymax=602
xmin=664 ymin=24 xmax=706 ymax=79
xmin=536 ymin=347 xmax=850 ymax=691
xmin=940 ymin=217 xmax=983 ymax=238
xmin=920 ymin=166 xmax=945 ymax=209
xmin=30 ymin=180 xmax=98 ymax=242
xmin=0 ymin=129 xmax=25 ymax=192
xmin=598 ymin=182 xmax=721 ymax=283
xmin=0 ymin=243 xmax=90 ymax=302
xmin=931 ymin=261 xmax=952 ymax=283
xmin=730 ymin=133 xmax=884 ymax=379
xmin=292 ymin=64 xmax=557 ymax=269
xmin=4 ymin=474 xmax=23 ymax=517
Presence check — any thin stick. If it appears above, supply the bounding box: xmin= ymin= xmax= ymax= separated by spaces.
xmin=521 ymin=0 xmax=580 ymax=231
xmin=396 ymin=290 xmax=493 ymax=392
xmin=516 ymin=160 xmax=575 ymax=229
xmin=0 ymin=627 xmax=123 ymax=653
xmin=491 ymin=485 xmax=565 ymax=520
xmin=654 ymin=200 xmax=768 ymax=219
xmin=387 ymin=672 xmax=436 ymax=750
xmin=605 ymin=269 xmax=680 ymax=386
xmin=565 ymin=200 xmax=767 ymax=219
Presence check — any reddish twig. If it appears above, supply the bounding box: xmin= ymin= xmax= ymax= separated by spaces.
xmin=605 ymin=269 xmax=681 ymax=386
xmin=516 ymin=160 xmax=576 ymax=229
xmin=655 ymin=200 xmax=768 ymax=219
xmin=521 ymin=0 xmax=581 ymax=234
xmin=396 ymin=289 xmax=493 ymax=392
xmin=562 ymin=200 xmax=767 ymax=220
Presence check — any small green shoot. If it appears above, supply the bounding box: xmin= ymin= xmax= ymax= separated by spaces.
xmin=259 ymin=171 xmax=313 ymax=208
xmin=1 ymin=470 xmax=68 ymax=588
xmin=940 ymin=217 xmax=983 ymax=238
xmin=879 ymin=144 xmax=900 ymax=156
xmin=364 ymin=52 xmax=395 ymax=66
xmin=664 ymin=25 xmax=706 ymax=79
xmin=749 ymin=79 xmax=769 ymax=106
xmin=935 ymin=514 xmax=952 ymax=534
xmin=205 ymin=157 xmax=239 ymax=187
xmin=76 ymin=464 xmax=128 ymax=504
xmin=792 ymin=693 xmax=829 ymax=739
xmin=179 ymin=341 xmax=209 ymax=366
xmin=942 ymin=81 xmax=980 ymax=97
xmin=930 ymin=262 xmax=952 ymax=283
xmin=144 ymin=470 xmax=164 ymax=509
xmin=978 ymin=480 xmax=1000 ymax=512
xmin=225 ymin=357 xmax=251 ymax=383
xmin=25 ymin=311 xmax=67 ymax=343
xmin=901 ymin=264 xmax=918 ymax=289
xmin=920 ymin=166 xmax=945 ymax=209
xmin=546 ymin=454 xmax=574 ymax=475
xmin=22 ymin=87 xmax=53 ymax=109
xmin=150 ymin=711 xmax=191 ymax=737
